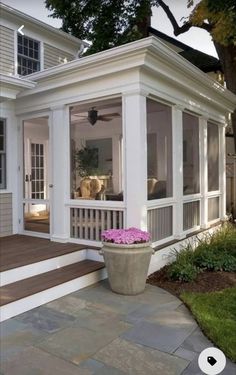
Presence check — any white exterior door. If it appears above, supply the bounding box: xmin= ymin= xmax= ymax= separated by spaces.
xmin=23 ymin=118 xmax=50 ymax=235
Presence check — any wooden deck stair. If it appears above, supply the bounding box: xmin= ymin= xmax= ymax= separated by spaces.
xmin=0 ymin=235 xmax=106 ymax=322
xmin=0 ymin=260 xmax=105 ymax=307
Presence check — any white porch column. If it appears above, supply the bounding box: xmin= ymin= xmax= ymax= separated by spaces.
xmin=50 ymin=105 xmax=70 ymax=242
xmin=219 ymin=123 xmax=226 ymax=220
xmin=122 ymin=90 xmax=148 ymax=230
xmin=172 ymin=105 xmax=185 ymax=239
xmin=200 ymin=117 xmax=209 ymax=228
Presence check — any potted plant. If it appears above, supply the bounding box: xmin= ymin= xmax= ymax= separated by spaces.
xmin=100 ymin=228 xmax=154 ymax=295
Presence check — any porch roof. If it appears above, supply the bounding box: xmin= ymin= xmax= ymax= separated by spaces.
xmin=0 ymin=74 xmax=36 ymax=102
xmin=17 ymin=36 xmax=236 ymax=114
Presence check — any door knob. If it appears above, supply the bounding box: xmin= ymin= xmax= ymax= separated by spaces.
xmin=49 ymin=184 xmax=53 ymax=188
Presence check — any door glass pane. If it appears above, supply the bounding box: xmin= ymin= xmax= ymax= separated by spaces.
xmin=23 ymin=118 xmax=49 ymax=233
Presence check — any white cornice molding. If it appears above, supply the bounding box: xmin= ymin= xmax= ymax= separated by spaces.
xmin=0 ymin=74 xmax=36 ymax=102
xmin=0 ymin=3 xmax=88 ymax=48
xmin=0 ymin=74 xmax=36 ymax=90
xmin=16 ymin=36 xmax=236 ymax=113
xmin=122 ymin=87 xmax=150 ymax=98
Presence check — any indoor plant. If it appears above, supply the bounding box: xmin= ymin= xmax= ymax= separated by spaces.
xmin=74 ymin=146 xmax=99 ymax=198
xmin=100 ymin=228 xmax=154 ymax=295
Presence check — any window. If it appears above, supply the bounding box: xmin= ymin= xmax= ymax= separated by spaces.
xmin=18 ymin=34 xmax=40 ymax=76
xmin=70 ymin=99 xmax=123 ymax=201
xmin=207 ymin=122 xmax=219 ymax=191
xmin=183 ymin=113 xmax=200 ymax=195
xmin=0 ymin=119 xmax=6 ymax=189
xmin=147 ymin=99 xmax=173 ymax=200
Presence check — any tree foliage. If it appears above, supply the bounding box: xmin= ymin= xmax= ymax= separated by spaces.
xmin=187 ymin=0 xmax=236 ymax=46
xmin=45 ymin=0 xmax=154 ymax=54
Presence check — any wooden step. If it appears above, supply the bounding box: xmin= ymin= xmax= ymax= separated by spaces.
xmin=0 ymin=235 xmax=99 ymax=272
xmin=0 ymin=260 xmax=104 ymax=307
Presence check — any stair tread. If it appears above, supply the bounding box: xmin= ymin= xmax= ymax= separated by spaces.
xmin=0 ymin=235 xmax=100 ymax=272
xmin=0 ymin=260 xmax=104 ymax=306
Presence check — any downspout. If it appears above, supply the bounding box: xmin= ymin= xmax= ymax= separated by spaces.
xmin=76 ymin=43 xmax=85 ymax=59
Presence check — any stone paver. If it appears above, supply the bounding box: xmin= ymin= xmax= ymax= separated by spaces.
xmin=0 ymin=347 xmax=91 ymax=375
xmin=181 ymin=327 xmax=213 ymax=353
xmin=1 ymin=282 xmax=235 ymax=375
xmin=15 ymin=305 xmax=76 ymax=333
xmin=121 ymin=320 xmax=195 ymax=353
xmin=0 ymin=318 xmax=48 ymax=361
xmin=36 ymin=321 xmax=131 ymax=365
xmin=46 ymin=296 xmax=90 ymax=316
xmin=174 ymin=347 xmax=197 ymax=362
xmin=93 ymin=337 xmax=188 ymax=375
xmin=124 ymin=300 xmax=182 ymax=324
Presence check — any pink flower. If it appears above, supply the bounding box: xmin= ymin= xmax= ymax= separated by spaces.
xmin=101 ymin=228 xmax=151 ymax=244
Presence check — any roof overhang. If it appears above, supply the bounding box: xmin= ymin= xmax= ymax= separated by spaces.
xmin=16 ymin=36 xmax=236 ymax=114
xmin=0 ymin=74 xmax=36 ymax=102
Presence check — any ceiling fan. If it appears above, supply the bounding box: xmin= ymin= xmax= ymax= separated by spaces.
xmin=73 ymin=107 xmax=120 ymax=126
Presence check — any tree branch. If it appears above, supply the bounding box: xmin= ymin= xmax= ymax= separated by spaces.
xmin=156 ymin=0 xmax=212 ymax=36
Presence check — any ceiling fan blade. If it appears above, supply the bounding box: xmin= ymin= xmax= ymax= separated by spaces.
xmin=97 ymin=116 xmax=112 ymax=122
xmin=97 ymin=112 xmax=121 ymax=121
xmin=72 ymin=114 xmax=87 ymax=118
xmin=105 ymin=112 xmax=120 ymax=117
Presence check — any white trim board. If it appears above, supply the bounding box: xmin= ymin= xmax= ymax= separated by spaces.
xmin=1 ymin=250 xmax=87 ymax=286
xmin=1 ymin=248 xmax=101 ymax=286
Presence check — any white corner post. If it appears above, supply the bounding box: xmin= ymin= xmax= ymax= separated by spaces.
xmin=200 ymin=117 xmax=209 ymax=228
xmin=219 ymin=123 xmax=226 ymax=220
xmin=50 ymin=105 xmax=70 ymax=242
xmin=122 ymin=90 xmax=148 ymax=230
xmin=172 ymin=105 xmax=185 ymax=239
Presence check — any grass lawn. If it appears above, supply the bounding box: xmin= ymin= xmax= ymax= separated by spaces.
xmin=181 ymin=287 xmax=236 ymax=362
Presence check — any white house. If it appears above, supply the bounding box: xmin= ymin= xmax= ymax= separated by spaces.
xmin=1 ymin=3 xmax=236 ymax=319
xmin=1 ymin=2 xmax=236 ymax=244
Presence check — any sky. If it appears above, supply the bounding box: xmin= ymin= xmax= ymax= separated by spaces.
xmin=2 ymin=0 xmax=218 ymax=58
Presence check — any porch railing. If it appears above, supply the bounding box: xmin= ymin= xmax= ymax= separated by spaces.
xmin=183 ymin=198 xmax=200 ymax=231
xmin=70 ymin=206 xmax=124 ymax=242
xmin=147 ymin=204 xmax=173 ymax=243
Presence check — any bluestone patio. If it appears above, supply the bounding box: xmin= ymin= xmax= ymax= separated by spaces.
xmin=1 ymin=280 xmax=235 ymax=375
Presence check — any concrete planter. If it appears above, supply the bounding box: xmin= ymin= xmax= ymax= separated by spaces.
xmin=100 ymin=242 xmax=154 ymax=295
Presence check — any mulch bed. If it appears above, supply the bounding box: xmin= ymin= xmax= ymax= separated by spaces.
xmin=147 ymin=266 xmax=236 ymax=297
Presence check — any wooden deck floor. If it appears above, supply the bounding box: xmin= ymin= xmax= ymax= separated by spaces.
xmin=0 ymin=235 xmax=99 ymax=272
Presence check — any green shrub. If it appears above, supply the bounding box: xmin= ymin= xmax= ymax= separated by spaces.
xmin=196 ymin=224 xmax=236 ymax=257
xmin=194 ymin=249 xmax=236 ymax=271
xmin=167 ymin=224 xmax=236 ymax=282
xmin=193 ymin=224 xmax=236 ymax=272
xmin=168 ymin=245 xmax=200 ymax=282
xmin=168 ymin=262 xmax=200 ymax=282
